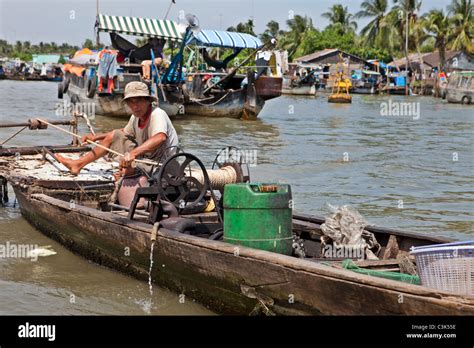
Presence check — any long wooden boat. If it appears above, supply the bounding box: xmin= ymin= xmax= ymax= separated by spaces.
xmin=1 ymin=150 xmax=473 ymax=315
xmin=61 ymin=14 xmax=282 ymax=120
xmin=281 ymin=77 xmax=316 ymax=96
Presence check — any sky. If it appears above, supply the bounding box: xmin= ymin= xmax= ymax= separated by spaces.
xmin=0 ymin=0 xmax=452 ymax=46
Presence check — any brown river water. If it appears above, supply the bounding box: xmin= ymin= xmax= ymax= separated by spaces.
xmin=0 ymin=80 xmax=472 ymax=314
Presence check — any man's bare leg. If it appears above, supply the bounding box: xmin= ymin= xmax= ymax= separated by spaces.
xmin=56 ymin=131 xmax=115 ymax=175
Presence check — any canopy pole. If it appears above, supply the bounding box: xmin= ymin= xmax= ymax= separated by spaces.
xmin=96 ymin=1 xmax=101 ymax=48
xmin=202 ymin=42 xmax=270 ymax=94
xmin=164 ymin=0 xmax=174 ymax=20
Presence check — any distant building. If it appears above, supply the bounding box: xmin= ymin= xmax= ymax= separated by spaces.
xmin=32 ymin=54 xmax=62 ymax=66
xmin=388 ymin=51 xmax=474 ymax=73
xmin=294 ymin=49 xmax=378 ymax=87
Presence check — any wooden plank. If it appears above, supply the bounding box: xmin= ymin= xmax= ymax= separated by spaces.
xmin=383 ymin=235 xmax=400 ymax=259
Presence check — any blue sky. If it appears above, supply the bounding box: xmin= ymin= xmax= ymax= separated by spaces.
xmin=0 ymin=0 xmax=452 ymax=45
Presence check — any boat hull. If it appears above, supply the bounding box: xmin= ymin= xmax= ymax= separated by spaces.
xmin=183 ymin=89 xmax=265 ymax=119
xmin=282 ymin=86 xmax=316 ymax=96
xmin=67 ymin=83 xmax=180 ymax=118
xmin=10 ymin=185 xmax=474 ymax=316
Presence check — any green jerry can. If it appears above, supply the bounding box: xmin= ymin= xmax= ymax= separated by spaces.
xmin=223 ymin=183 xmax=293 ymax=255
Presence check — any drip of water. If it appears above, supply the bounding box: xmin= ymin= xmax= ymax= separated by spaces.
xmin=148 ymin=240 xmax=155 ymax=297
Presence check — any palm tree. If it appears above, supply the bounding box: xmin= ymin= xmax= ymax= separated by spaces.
xmin=422 ymin=9 xmax=451 ymax=69
xmin=260 ymin=20 xmax=285 ymax=43
xmin=390 ymin=0 xmax=422 ymax=73
xmin=448 ymin=0 xmax=473 ymax=53
xmin=279 ymin=15 xmax=314 ymax=59
xmin=322 ymin=4 xmax=358 ymax=34
xmin=227 ymin=19 xmax=256 ymax=36
xmin=356 ymin=0 xmax=389 ymax=46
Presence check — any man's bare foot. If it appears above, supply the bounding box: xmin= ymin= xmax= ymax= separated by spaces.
xmin=55 ymin=154 xmax=83 ymax=175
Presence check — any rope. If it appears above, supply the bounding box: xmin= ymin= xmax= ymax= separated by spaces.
xmin=36 ymin=118 xmax=158 ymax=167
xmin=75 ymin=112 xmax=96 ymax=136
xmin=190 ymin=165 xmax=238 ymax=191
xmin=0 ymin=126 xmax=27 ymax=146
xmin=191 ymin=91 xmax=231 ymax=106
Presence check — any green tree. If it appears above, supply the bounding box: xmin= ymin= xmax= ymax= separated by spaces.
xmin=322 ymin=4 xmax=358 ymax=34
xmin=422 ymin=9 xmax=451 ymax=69
xmin=356 ymin=0 xmax=390 ymax=46
xmin=279 ymin=15 xmax=314 ymax=59
xmin=227 ymin=19 xmax=256 ymax=36
xmin=448 ymin=0 xmax=473 ymax=53
xmin=259 ymin=20 xmax=285 ymax=43
xmin=83 ymin=39 xmax=95 ymax=50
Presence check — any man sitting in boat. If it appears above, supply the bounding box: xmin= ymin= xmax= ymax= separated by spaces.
xmin=56 ymin=81 xmax=179 ymax=176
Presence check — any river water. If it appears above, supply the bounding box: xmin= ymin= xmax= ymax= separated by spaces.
xmin=0 ymin=80 xmax=472 ymax=314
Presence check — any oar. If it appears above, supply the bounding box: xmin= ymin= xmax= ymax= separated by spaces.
xmin=36 ymin=118 xmax=158 ymax=167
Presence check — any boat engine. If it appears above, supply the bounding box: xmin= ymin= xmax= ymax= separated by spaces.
xmin=127 ymin=147 xmax=250 ymax=225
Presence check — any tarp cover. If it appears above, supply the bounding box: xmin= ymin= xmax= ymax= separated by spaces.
xmin=97 ymin=14 xmax=184 ymax=41
xmin=188 ymin=30 xmax=262 ymax=49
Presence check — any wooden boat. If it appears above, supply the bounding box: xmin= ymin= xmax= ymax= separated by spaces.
xmin=1 ymin=147 xmax=473 ymax=316
xmin=282 ymin=77 xmax=316 ymax=96
xmin=61 ymin=14 xmax=282 ymax=120
xmin=350 ymin=69 xmax=380 ymax=95
xmin=380 ymin=85 xmax=408 ymax=95
xmin=63 ymin=64 xmax=182 ymax=118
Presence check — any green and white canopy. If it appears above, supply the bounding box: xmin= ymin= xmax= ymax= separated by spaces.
xmin=97 ymin=14 xmax=184 ymax=41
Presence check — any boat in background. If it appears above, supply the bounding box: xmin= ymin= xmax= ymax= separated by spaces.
xmin=446 ymin=71 xmax=474 ymax=105
xmin=61 ymin=13 xmax=282 ymax=119
xmin=281 ymin=63 xmax=327 ymax=96
xmin=350 ymin=69 xmax=380 ymax=94
xmin=380 ymin=70 xmax=408 ymax=95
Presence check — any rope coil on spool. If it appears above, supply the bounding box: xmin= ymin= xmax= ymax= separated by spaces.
xmin=189 ymin=164 xmax=242 ymax=191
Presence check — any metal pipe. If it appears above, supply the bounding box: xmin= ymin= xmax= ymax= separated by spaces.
xmin=0 ymin=119 xmax=75 ymax=129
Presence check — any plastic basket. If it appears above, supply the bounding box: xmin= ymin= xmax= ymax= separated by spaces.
xmin=410 ymin=241 xmax=474 ymax=296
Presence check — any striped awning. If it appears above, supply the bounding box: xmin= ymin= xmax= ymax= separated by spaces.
xmin=188 ymin=30 xmax=262 ymax=49
xmin=97 ymin=14 xmax=184 ymax=41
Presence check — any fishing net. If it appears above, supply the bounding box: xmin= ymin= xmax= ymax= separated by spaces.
xmin=320 ymin=204 xmax=381 ymax=260
xmin=342 ymin=259 xmax=421 ymax=285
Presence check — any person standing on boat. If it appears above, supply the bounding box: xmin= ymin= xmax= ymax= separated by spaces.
xmin=56 ymin=81 xmax=179 ymax=177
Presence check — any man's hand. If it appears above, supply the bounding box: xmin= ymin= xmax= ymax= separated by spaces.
xmin=81 ymin=134 xmax=96 ymax=145
xmin=120 ymin=152 xmax=136 ymax=169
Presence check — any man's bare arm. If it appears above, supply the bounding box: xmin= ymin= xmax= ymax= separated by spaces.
xmin=130 ymin=132 xmax=167 ymax=159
